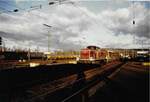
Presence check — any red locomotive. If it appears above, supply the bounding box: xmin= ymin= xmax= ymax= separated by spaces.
xmin=77 ymin=46 xmax=120 ymax=64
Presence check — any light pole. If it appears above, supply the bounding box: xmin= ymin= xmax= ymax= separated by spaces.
xmin=27 ymin=48 xmax=30 ymax=62
xmin=43 ymin=24 xmax=52 ymax=52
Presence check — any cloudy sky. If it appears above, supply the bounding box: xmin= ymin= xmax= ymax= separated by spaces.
xmin=0 ymin=0 xmax=149 ymax=51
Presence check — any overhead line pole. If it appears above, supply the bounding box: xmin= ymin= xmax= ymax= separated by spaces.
xmin=43 ymin=24 xmax=52 ymax=52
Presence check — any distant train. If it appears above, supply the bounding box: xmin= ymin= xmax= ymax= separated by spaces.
xmin=135 ymin=51 xmax=149 ymax=62
xmin=76 ymin=46 xmax=120 ymax=64
xmin=0 ymin=51 xmax=45 ymax=61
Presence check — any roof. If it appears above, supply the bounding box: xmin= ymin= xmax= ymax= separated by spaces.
xmin=87 ymin=46 xmax=100 ymax=50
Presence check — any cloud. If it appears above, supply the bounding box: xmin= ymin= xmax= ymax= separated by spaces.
xmin=100 ymin=2 xmax=150 ymax=39
xmin=0 ymin=1 xmax=149 ymax=51
xmin=0 ymin=4 xmax=92 ymax=51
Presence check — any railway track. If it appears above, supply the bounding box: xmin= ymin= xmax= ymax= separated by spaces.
xmin=125 ymin=62 xmax=149 ymax=71
xmin=2 ymin=61 xmax=147 ymax=102
xmin=61 ymin=61 xmax=124 ymax=102
xmin=15 ymin=61 xmax=123 ymax=102
xmin=0 ymin=63 xmax=99 ymax=101
xmin=89 ymin=61 xmax=149 ymax=102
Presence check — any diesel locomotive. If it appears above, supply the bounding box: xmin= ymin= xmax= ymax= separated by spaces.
xmin=76 ymin=46 xmax=120 ymax=64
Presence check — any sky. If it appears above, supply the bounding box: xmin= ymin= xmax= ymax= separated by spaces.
xmin=0 ymin=0 xmax=149 ymax=51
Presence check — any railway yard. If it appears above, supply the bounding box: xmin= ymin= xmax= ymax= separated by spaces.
xmin=0 ymin=60 xmax=149 ymax=102
xmin=0 ymin=0 xmax=150 ymax=102
xmin=0 ymin=47 xmax=149 ymax=102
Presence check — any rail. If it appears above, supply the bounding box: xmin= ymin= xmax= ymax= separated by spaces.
xmin=61 ymin=62 xmax=124 ymax=102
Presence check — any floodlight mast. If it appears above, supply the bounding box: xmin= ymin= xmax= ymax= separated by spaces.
xmin=43 ymin=24 xmax=52 ymax=52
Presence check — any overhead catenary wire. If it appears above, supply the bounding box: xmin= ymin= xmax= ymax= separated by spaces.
xmin=0 ymin=1 xmax=46 ymax=13
xmin=131 ymin=1 xmax=149 ymax=49
xmin=48 ymin=0 xmax=101 ymax=27
xmin=0 ymin=6 xmax=12 ymax=13
xmin=0 ymin=1 xmax=48 ymax=28
xmin=0 ymin=0 xmax=45 ymax=12
xmin=0 ymin=1 xmax=26 ymax=12
xmin=0 ymin=0 xmax=86 ymax=20
xmin=132 ymin=1 xmax=135 ymax=25
xmin=1 ymin=0 xmax=67 ymax=17
xmin=66 ymin=1 xmax=108 ymax=46
xmin=68 ymin=1 xmax=101 ymax=27
xmin=131 ymin=0 xmax=136 ymax=46
xmin=0 ymin=1 xmax=18 ymax=8
xmin=0 ymin=0 xmax=102 ymax=46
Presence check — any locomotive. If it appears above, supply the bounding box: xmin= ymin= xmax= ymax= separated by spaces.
xmin=76 ymin=46 xmax=120 ymax=64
